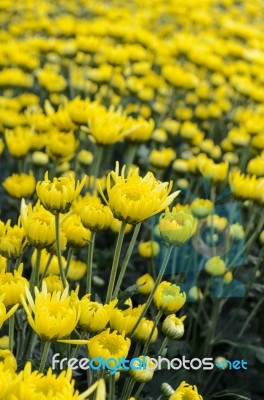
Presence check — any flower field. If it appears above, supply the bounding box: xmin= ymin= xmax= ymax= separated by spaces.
xmin=0 ymin=0 xmax=264 ymax=399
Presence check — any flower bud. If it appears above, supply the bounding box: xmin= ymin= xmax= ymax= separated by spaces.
xmin=154 ymin=281 xmax=186 ymax=314
xmin=136 ymin=273 xmax=154 ymax=295
xmin=223 ymin=271 xmax=233 ymax=284
xmin=159 ymin=210 xmax=197 ymax=246
xmin=162 ymin=315 xmax=186 ymax=340
xmin=205 ymin=256 xmax=226 ymax=276
xmin=138 ymin=241 xmax=160 ymax=258
xmin=191 ymin=198 xmax=213 ymax=219
xmin=129 ymin=356 xmax=156 ymax=382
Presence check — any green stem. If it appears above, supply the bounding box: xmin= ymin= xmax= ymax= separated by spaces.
xmin=124 ymin=143 xmax=137 ymax=174
xmin=92 ymin=145 xmax=103 ymax=179
xmin=134 ymin=382 xmax=145 ymax=399
xmin=158 ymin=336 xmax=169 ymax=355
xmin=214 ymin=247 xmax=264 ymax=342
xmin=113 ymin=223 xmax=141 ymax=298
xmin=124 ymin=378 xmax=135 ymax=400
xmin=30 ymin=248 xmax=41 ymax=294
xmin=105 ymin=221 xmax=127 ymax=303
xmin=109 ymin=374 xmax=115 ymax=400
xmin=130 ymin=245 xmax=173 ymax=337
xmin=39 ymin=341 xmax=51 ymax=372
xmin=86 ymin=232 xmax=96 ymax=294
xmin=238 ymin=294 xmax=264 ymax=339
xmin=65 ymin=246 xmax=74 ymax=276
xmin=55 ymin=214 xmax=67 ymax=288
xmin=9 ymin=314 xmax=15 ymax=352
xmin=142 ymin=310 xmax=163 ymax=355
xmin=202 ymin=298 xmax=220 ymax=358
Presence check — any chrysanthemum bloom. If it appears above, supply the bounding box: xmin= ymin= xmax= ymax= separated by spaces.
xmin=198 ymin=157 xmax=228 ymax=183
xmin=87 ymin=107 xmax=131 ymax=145
xmin=229 ymin=170 xmax=263 ymax=201
xmin=78 ymin=296 xmax=114 ymax=333
xmin=43 ymin=275 xmax=64 ymax=293
xmin=21 ymin=283 xmax=79 ymax=341
xmin=46 ymin=130 xmax=78 ymax=162
xmin=21 ymin=204 xmax=56 ymax=249
xmin=154 ymin=282 xmax=186 ymax=314
xmin=0 ymin=349 xmax=17 ymax=371
xmin=67 ymin=259 xmax=86 ymax=281
xmin=0 ymin=263 xmax=28 ymax=306
xmin=0 ymin=220 xmax=26 ymax=260
xmin=162 ymin=315 xmax=186 ymax=340
xmin=191 ymin=198 xmax=213 ymax=219
xmin=13 ymin=362 xmax=105 ymax=400
xmin=0 ymin=294 xmax=19 ymax=329
xmin=169 ymin=381 xmax=203 ymax=400
xmin=61 ymin=214 xmax=91 ymax=247
xmin=136 ymin=273 xmax=154 ymax=295
xmin=0 ymin=363 xmax=19 ymax=398
xmin=129 ymin=356 xmax=156 ymax=382
xmin=88 ymin=329 xmax=130 ymax=366
xmin=124 ymin=117 xmax=155 ymax=142
xmin=36 ymin=172 xmax=86 ymax=214
xmin=2 ymin=172 xmax=36 ymax=199
xmin=81 ymin=203 xmax=113 ymax=232
xmin=133 ymin=318 xmax=158 ymax=343
xmin=100 ymin=163 xmax=179 ymax=224
xmin=149 ymin=147 xmax=176 ymax=169
xmin=138 ymin=241 xmax=160 ymax=258
xmin=31 ymin=249 xmax=66 ymax=276
xmin=110 ymin=304 xmax=145 ymax=336
xmin=77 ymin=150 xmax=94 ymax=166
xmin=159 ymin=210 xmax=197 ymax=246
xmin=205 ymin=256 xmax=226 ymax=276
xmin=5 ymin=126 xmax=32 ymax=158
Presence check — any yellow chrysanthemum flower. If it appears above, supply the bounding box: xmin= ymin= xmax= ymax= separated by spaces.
xmin=100 ymin=163 xmax=179 ymax=224
xmin=66 ymin=259 xmax=86 ymax=281
xmin=169 ymin=381 xmax=203 ymax=400
xmin=0 ymin=294 xmax=19 ymax=329
xmin=0 ymin=220 xmax=26 ymax=260
xmin=36 ymin=172 xmax=86 ymax=214
xmin=0 ymin=349 xmax=17 ymax=371
xmin=138 ymin=241 xmax=160 ymax=258
xmin=21 ymin=283 xmax=79 ymax=341
xmin=12 ymin=362 xmax=105 ymax=400
xmin=159 ymin=209 xmax=197 ymax=246
xmin=0 ymin=263 xmax=28 ymax=306
xmin=2 ymin=172 xmax=36 ymax=199
xmin=154 ymin=281 xmax=186 ymax=314
xmin=61 ymin=214 xmax=91 ymax=248
xmin=129 ymin=356 xmax=156 ymax=382
xmin=136 ymin=273 xmax=155 ymax=295
xmin=78 ymin=296 xmax=113 ymax=333
xmin=81 ymin=203 xmax=113 ymax=232
xmin=21 ymin=203 xmax=56 ymax=250
xmin=87 ymin=329 xmax=130 ymax=365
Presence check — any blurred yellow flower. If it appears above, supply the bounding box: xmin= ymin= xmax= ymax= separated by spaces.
xmin=2 ymin=172 xmax=35 ymax=199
